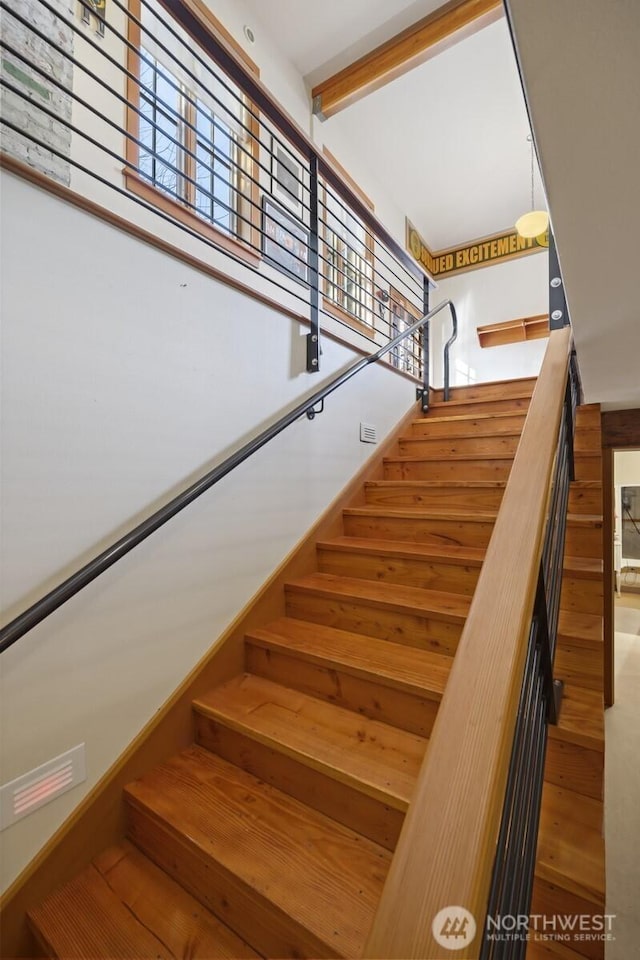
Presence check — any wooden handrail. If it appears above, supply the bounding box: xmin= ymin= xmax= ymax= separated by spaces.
xmin=364 ymin=325 xmax=573 ymax=959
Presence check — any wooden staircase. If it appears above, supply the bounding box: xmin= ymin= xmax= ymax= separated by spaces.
xmin=21 ymin=377 xmax=605 ymax=960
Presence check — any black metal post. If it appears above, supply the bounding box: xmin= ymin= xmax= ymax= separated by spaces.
xmin=442 ymin=302 xmax=458 ymax=403
xmin=418 ymin=275 xmax=430 ymax=412
xmin=306 ymin=153 xmax=320 ymax=372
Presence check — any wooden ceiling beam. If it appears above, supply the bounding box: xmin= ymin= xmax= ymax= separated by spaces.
xmin=312 ymin=0 xmax=503 ymax=119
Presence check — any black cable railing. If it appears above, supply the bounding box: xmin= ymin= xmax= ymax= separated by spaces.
xmin=0 ymin=0 xmax=439 ymax=376
xmin=480 ymin=344 xmax=581 ymax=959
xmin=0 ymin=300 xmax=458 ymax=654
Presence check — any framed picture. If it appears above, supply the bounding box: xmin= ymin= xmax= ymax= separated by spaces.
xmin=262 ymin=196 xmax=310 ymax=286
xmin=271 ymin=138 xmax=304 ymax=216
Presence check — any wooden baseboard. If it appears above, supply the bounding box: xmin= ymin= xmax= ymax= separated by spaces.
xmin=0 ymin=399 xmax=419 ymax=958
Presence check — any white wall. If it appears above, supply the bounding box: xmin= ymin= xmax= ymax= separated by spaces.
xmin=0 ymin=170 xmax=416 ymax=890
xmin=430 ymin=251 xmax=549 ymax=387
xmin=615 ymin=451 xmax=640 ymax=487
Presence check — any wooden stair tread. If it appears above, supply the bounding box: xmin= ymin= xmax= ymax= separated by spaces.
xmin=410 ymin=412 xmax=525 ymax=426
xmin=321 ymin=536 xmax=597 ymax=582
xmin=366 ymin=479 xmax=508 ymax=489
xmin=344 ymin=505 xmax=497 ymax=522
xmin=285 ymin=573 xmax=471 ymax=622
xmin=564 ymin=514 xmax=603 ymax=527
xmin=345 ymin=507 xmax=601 ymax=526
xmin=386 ymin=451 xmax=601 ymax=463
xmin=400 ymin=431 xmax=522 ymax=442
xmin=317 ymin=535 xmax=486 ymax=565
xmin=427 ymin=391 xmax=533 ymax=409
xmin=537 ymin=784 xmax=605 ymax=905
xmin=246 ymin=616 xmax=452 ymax=700
xmin=563 ymin=556 xmax=603 ymax=579
xmin=124 ymin=746 xmax=390 ymax=957
xmin=385 ymin=452 xmax=516 ymax=464
xmin=194 ymin=673 xmax=427 ymax=809
xmin=28 ymin=841 xmax=258 ymax=960
xmin=558 ymin=610 xmax=603 ymax=645
xmin=551 ymin=685 xmax=604 ymax=751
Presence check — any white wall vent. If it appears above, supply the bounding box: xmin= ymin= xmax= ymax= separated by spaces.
xmin=0 ymin=744 xmax=86 ymax=831
xmin=360 ymin=422 xmax=377 ymax=444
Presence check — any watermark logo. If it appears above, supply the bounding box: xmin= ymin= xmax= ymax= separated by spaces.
xmin=432 ymin=905 xmax=477 ymax=950
xmin=486 ymin=913 xmax=616 ymax=944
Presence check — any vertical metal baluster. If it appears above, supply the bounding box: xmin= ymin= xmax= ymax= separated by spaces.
xmin=419 ymin=275 xmax=430 ymax=412
xmin=306 ymin=153 xmax=320 ymax=372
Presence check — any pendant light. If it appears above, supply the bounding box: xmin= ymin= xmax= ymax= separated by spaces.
xmin=515 ymin=135 xmax=549 ymax=239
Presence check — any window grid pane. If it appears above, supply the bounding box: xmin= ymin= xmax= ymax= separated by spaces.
xmin=136 ymin=51 xmax=240 ymax=239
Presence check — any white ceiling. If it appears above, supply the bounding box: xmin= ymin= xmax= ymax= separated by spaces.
xmin=243 ymin=0 xmax=544 ymax=250
xmin=244 ymin=0 xmax=444 ymax=83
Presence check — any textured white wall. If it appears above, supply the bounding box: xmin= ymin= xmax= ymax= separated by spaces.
xmin=0 ymin=171 xmax=415 ymax=890
xmin=430 ymin=252 xmax=549 ymax=387
xmin=1 ymin=0 xmax=73 ymax=183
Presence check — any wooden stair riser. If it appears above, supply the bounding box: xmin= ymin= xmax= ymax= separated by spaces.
xmin=245 ymin=640 xmax=441 ymax=738
xmin=194 ymin=713 xmax=406 ymax=851
xmin=409 ymin=413 xmax=526 ymax=438
xmin=384 ymin=457 xmax=514 ymax=481
xmin=545 ymin=738 xmax=604 ymax=801
xmin=530 ymin=881 xmax=605 ymax=960
xmin=574 ymin=455 xmax=602 ymax=481
xmin=564 ymin=522 xmax=604 ymax=559
xmin=364 ymin=481 xmax=505 ymax=511
xmin=572 ymin=431 xmax=602 ymax=454
xmin=568 ymin=484 xmax=603 ymax=515
xmin=399 ymin=433 xmax=599 ymax=458
xmin=284 ymin=587 xmax=462 ymax=655
xmin=560 ymin=576 xmax=604 ymax=616
xmin=535 ymin=784 xmax=605 ymax=912
xmin=384 ymin=453 xmax=600 ymax=483
xmin=427 ymin=395 xmax=531 ymax=416
xmin=317 ymin=545 xmax=480 ymax=595
xmin=554 ymin=639 xmax=603 ymax=692
xmin=398 ymin=435 xmax=521 ymax=458
xmin=575 ymin=405 xmax=602 ymax=431
xmin=343 ymin=512 xmax=494 ymax=549
xmin=430 ymin=378 xmax=536 ymax=402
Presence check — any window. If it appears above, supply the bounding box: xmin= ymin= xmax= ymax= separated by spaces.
xmin=321 ymin=150 xmax=375 ymax=331
xmin=324 ymin=203 xmax=374 ymax=326
xmin=125 ymin=0 xmax=259 ymax=261
xmin=389 ymin=287 xmax=421 ymax=377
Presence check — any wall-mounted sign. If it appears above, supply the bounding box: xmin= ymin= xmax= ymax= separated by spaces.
xmin=406 ymin=218 xmax=549 ymax=280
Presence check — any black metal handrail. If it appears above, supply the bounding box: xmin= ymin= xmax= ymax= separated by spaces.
xmin=0 ymin=300 xmax=457 ymax=655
